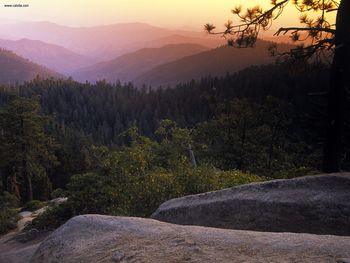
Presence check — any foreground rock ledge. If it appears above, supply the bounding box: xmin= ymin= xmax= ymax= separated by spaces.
xmin=30 ymin=215 xmax=350 ymax=263
xmin=152 ymin=173 xmax=350 ymax=235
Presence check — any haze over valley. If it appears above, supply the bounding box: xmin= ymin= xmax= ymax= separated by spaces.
xmin=0 ymin=20 xmax=292 ymax=86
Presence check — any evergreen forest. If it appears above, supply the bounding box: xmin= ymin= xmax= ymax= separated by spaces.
xmin=1 ymin=59 xmax=349 ymax=233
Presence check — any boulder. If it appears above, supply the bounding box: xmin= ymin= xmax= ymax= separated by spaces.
xmin=0 ymin=243 xmax=42 ymax=263
xmin=151 ymin=173 xmax=350 ymax=235
xmin=30 ymin=215 xmax=350 ymax=263
xmin=0 ymin=231 xmax=49 ymax=263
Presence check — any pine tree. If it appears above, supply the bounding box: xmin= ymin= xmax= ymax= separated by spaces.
xmin=0 ymin=97 xmax=57 ymax=202
xmin=205 ymin=0 xmax=349 ymax=172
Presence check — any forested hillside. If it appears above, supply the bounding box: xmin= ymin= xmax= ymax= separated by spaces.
xmin=1 ymin=61 xmax=347 ymax=174
xmin=1 ymin=60 xmax=349 ymax=234
xmin=0 ymin=39 xmax=96 ymax=74
xmin=0 ymin=61 xmax=329 ymax=142
xmin=72 ymin=43 xmax=208 ymax=83
xmin=0 ymin=49 xmax=62 ymax=84
xmin=134 ymin=40 xmax=294 ymax=87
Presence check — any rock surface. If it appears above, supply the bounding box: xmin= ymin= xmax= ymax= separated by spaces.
xmin=0 ymin=206 xmax=52 ymax=263
xmin=0 ymin=228 xmax=49 ymax=263
xmin=30 ymin=215 xmax=350 ymax=263
xmin=152 ymin=173 xmax=350 ymax=235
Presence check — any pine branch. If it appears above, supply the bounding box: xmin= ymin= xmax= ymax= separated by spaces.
xmin=275 ymin=27 xmax=336 ymax=36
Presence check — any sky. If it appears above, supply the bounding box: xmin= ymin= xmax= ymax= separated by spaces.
xmin=0 ymin=0 xmax=335 ymax=32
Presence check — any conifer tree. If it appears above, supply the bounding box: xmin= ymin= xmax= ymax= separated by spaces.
xmin=205 ymin=0 xmax=349 ymax=172
xmin=0 ymin=97 xmax=57 ymax=202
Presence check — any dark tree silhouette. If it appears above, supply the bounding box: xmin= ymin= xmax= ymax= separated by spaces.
xmin=205 ymin=0 xmax=349 ymax=172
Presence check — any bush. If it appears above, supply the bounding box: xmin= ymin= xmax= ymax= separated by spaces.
xmin=217 ymin=170 xmax=267 ymax=189
xmin=50 ymin=188 xmax=67 ymax=199
xmin=174 ymin=165 xmax=266 ymax=196
xmin=67 ymin=172 xmax=127 ymax=215
xmin=0 ymin=208 xmax=20 ymax=235
xmin=22 ymin=200 xmax=46 ymax=212
xmin=65 ymin=166 xmax=267 ymax=218
xmin=24 ymin=167 xmax=267 ymax=231
xmin=272 ymin=167 xmax=319 ymax=179
xmin=24 ymin=203 xmax=73 ymax=231
xmin=0 ymin=191 xmax=20 ymax=235
xmin=128 ymin=170 xmax=179 ymax=217
xmin=128 ymin=166 xmax=267 ymax=217
xmin=0 ymin=191 xmax=19 ymax=209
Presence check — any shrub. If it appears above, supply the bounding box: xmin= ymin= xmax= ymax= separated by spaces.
xmin=217 ymin=170 xmax=267 ymax=189
xmin=0 ymin=191 xmax=20 ymax=235
xmin=0 ymin=191 xmax=19 ymax=209
xmin=22 ymin=200 xmax=46 ymax=212
xmin=272 ymin=167 xmax=319 ymax=179
xmin=128 ymin=170 xmax=179 ymax=217
xmin=24 ymin=203 xmax=73 ymax=231
xmin=24 ymin=167 xmax=267 ymax=231
xmin=0 ymin=208 xmax=20 ymax=234
xmin=66 ymin=166 xmax=267 ymax=217
xmin=174 ymin=165 xmax=266 ymax=196
xmin=50 ymin=188 xmax=67 ymax=199
xmin=174 ymin=165 xmax=220 ymax=195
xmin=67 ymin=172 xmax=127 ymax=215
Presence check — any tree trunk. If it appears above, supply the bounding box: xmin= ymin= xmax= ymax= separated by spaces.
xmin=20 ymin=116 xmax=33 ymax=202
xmin=187 ymin=144 xmax=197 ymax=168
xmin=323 ymin=0 xmax=350 ymax=172
xmin=23 ymin=162 xmax=33 ymax=203
xmin=267 ymin=127 xmax=277 ymax=171
xmin=22 ymin=145 xmax=32 ymax=202
xmin=238 ymin=118 xmax=247 ymax=170
xmin=7 ymin=173 xmax=21 ymax=201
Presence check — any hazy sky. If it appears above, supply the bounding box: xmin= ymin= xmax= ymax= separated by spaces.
xmin=0 ymin=0 xmax=335 ymax=31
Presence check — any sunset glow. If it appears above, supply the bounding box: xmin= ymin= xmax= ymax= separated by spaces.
xmin=0 ymin=0 xmax=336 ymax=32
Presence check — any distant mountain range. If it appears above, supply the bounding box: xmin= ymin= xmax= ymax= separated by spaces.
xmin=0 ymin=39 xmax=96 ymax=75
xmin=0 ymin=22 xmax=225 ymax=60
xmin=72 ymin=43 xmax=208 ymax=83
xmin=0 ymin=49 xmax=62 ymax=84
xmin=134 ymin=40 xmax=294 ymax=87
xmin=0 ymin=21 xmax=297 ymax=87
xmin=73 ymin=39 xmax=294 ymax=87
